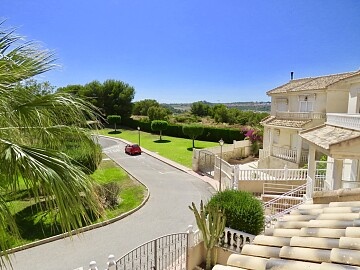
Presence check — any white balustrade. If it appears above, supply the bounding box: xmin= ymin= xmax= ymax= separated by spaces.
xmin=221 ymin=228 xmax=255 ymax=253
xmin=238 ymin=168 xmax=308 ymax=181
xmin=272 ymin=146 xmax=297 ymax=162
xmin=259 ymin=148 xmax=270 ymax=159
xmin=276 ymin=111 xmax=326 ymax=120
xmin=326 ymin=113 xmax=360 ymax=131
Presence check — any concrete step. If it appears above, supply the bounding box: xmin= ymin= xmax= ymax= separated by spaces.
xmin=300 ymin=228 xmax=346 ymax=238
xmin=339 ymin=237 xmax=360 ymax=250
xmin=241 ymin=244 xmax=281 ymax=258
xmin=265 ymin=258 xmax=321 ymax=270
xmin=290 ymin=236 xmax=339 ymax=250
xmin=329 ymin=201 xmax=360 ymax=207
xmin=253 ymin=235 xmax=291 ymax=247
xmin=320 ymin=262 xmax=360 ymax=269
xmin=346 ymin=227 xmax=360 ymax=237
xmin=291 ymin=208 xmax=325 ymax=215
xmin=226 ymin=254 xmax=268 ymax=270
xmin=275 ymin=221 xmax=309 ymax=229
xmin=298 ymin=204 xmax=329 ymax=209
xmin=331 ymin=248 xmax=360 ymax=266
xmin=281 ymin=214 xmax=317 ymax=221
xmin=316 ymin=213 xmax=360 ymax=221
xmin=264 ymin=228 xmax=301 ymax=237
xmin=280 ymin=246 xmax=331 ymax=263
xmin=323 ymin=206 xmax=360 ymax=213
xmin=307 ymin=219 xmax=355 ymax=229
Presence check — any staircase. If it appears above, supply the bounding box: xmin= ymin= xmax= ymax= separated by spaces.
xmin=213 ymin=200 xmax=360 ymax=270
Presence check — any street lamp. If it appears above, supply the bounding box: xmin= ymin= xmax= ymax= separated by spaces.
xmin=137 ymin=126 xmax=141 ymax=146
xmin=219 ymin=138 xmax=224 ymax=191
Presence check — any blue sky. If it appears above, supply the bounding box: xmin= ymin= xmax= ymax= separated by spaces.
xmin=3 ymin=0 xmax=360 ymax=103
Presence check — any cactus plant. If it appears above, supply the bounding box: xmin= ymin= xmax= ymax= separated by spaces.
xmin=189 ymin=200 xmax=226 ymax=270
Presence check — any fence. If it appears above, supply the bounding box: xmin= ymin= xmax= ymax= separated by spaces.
xmin=87 ymin=226 xmax=254 ymax=270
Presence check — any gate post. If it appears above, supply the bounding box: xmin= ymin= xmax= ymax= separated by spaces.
xmin=107 ymin=254 xmax=116 ymax=270
xmin=233 ymin=165 xmax=239 ymax=190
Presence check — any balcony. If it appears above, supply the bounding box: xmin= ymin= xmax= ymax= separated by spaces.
xmin=276 ymin=111 xmax=326 ymax=120
xmin=326 ymin=113 xmax=360 ymax=131
xmin=260 ymin=146 xmax=308 ymax=164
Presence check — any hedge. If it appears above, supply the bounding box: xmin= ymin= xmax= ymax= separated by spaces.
xmin=122 ymin=118 xmax=245 ymax=143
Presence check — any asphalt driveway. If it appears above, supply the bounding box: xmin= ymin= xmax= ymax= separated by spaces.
xmin=6 ymin=136 xmax=215 ymax=270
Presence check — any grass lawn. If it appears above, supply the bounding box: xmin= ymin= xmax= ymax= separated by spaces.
xmin=97 ymin=127 xmax=219 ymax=168
xmin=6 ymin=155 xmax=146 ymax=248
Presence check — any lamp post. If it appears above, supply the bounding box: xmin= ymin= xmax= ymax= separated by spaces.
xmin=219 ymin=138 xmax=224 ymax=191
xmin=137 ymin=126 xmax=141 ymax=146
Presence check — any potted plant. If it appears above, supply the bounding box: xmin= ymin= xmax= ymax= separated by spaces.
xmin=189 ymin=200 xmax=226 ymax=270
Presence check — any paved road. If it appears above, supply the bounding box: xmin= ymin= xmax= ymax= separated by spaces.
xmin=7 ymin=136 xmax=215 ymax=270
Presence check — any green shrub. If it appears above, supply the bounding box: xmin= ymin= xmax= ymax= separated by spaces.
xmin=207 ymin=190 xmax=264 ymax=235
xmin=96 ymin=182 xmax=121 ymax=209
xmin=64 ymin=142 xmax=102 ymax=174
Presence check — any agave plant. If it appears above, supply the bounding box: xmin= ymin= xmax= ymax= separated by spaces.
xmin=0 ymin=22 xmax=104 ymax=267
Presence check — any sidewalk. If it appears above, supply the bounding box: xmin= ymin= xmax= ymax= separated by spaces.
xmin=142 ymin=147 xmax=219 ymax=191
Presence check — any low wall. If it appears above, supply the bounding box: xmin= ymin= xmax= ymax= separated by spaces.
xmin=313 ymin=188 xmax=360 ymax=204
xmin=187 ymin=242 xmax=234 ymax=270
xmin=237 ymin=180 xmax=306 ymax=194
xmin=193 ymin=140 xmax=251 ymax=172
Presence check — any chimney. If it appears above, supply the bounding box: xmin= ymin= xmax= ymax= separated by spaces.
xmin=290 ymin=71 xmax=294 ymax=80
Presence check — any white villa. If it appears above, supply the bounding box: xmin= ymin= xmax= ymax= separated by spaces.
xmin=259 ymin=70 xmax=360 ymax=192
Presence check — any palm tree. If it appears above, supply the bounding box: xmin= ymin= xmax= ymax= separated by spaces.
xmin=0 ymin=22 xmax=104 ymax=266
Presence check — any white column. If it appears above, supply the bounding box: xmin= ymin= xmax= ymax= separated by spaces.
xmin=296 ymin=135 xmax=303 ymax=164
xmin=332 ymin=159 xmax=344 ymax=190
xmin=307 ymin=146 xmax=316 ymax=198
xmin=269 ymin=128 xmax=274 ymax=156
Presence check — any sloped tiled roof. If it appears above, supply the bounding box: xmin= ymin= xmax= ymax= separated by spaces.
xmin=261 ymin=116 xmax=311 ymax=128
xmin=300 ymin=124 xmax=360 ymax=150
xmin=267 ymin=70 xmax=360 ymax=95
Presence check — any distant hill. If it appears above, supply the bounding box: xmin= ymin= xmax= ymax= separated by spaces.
xmin=163 ymin=101 xmax=271 ymax=112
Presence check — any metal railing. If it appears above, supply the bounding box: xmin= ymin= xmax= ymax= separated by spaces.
xmin=263 ymin=180 xmax=311 ymax=228
xmin=114 ymin=233 xmax=188 ymax=270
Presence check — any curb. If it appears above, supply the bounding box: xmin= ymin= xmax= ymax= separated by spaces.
xmin=6 ymin=137 xmax=151 ymax=254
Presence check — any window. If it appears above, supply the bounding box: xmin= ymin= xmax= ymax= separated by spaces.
xmin=299 ymin=95 xmax=314 ymax=112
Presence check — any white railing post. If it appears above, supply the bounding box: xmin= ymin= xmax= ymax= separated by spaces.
xmin=107 ymin=255 xmax=116 ymax=270
xmin=187 ymin=225 xmax=195 ymax=247
xmin=89 ymin=261 xmax=98 ymax=270
xmin=284 ymin=165 xmax=288 ymax=180
xmin=233 ymin=165 xmax=239 ymax=190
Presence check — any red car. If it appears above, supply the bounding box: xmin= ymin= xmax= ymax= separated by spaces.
xmin=125 ymin=144 xmax=142 ymax=155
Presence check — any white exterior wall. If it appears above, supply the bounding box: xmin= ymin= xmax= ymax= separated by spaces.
xmin=348 ymin=84 xmax=360 ymax=113
xmin=326 ymin=89 xmax=349 ymax=113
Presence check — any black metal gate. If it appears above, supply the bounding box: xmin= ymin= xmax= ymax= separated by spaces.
xmin=198 ymin=150 xmax=215 ymax=177
xmin=115 ymin=233 xmax=188 ymax=270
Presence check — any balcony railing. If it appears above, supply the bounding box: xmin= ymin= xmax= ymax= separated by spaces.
xmin=260 ymin=147 xmax=308 ymax=164
xmin=326 ymin=113 xmax=360 ymax=131
xmin=276 ymin=111 xmax=326 ymax=120
xmin=238 ymin=168 xmax=308 ymax=181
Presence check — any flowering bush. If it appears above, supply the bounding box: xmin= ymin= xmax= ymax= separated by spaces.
xmin=243 ymin=126 xmax=263 ymax=156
